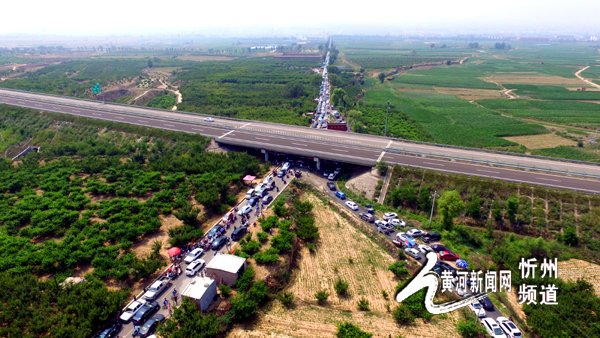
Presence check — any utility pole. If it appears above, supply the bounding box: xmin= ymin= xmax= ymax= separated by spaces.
xmin=384 ymin=100 xmax=390 ymax=137
xmin=429 ymin=190 xmax=438 ymax=225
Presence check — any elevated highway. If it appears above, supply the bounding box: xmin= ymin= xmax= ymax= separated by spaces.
xmin=2 ymin=88 xmax=600 ymax=194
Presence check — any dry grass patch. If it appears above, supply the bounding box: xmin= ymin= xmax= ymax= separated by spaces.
xmin=558 ymin=259 xmax=600 ymax=296
xmin=433 ymin=87 xmax=504 ymax=100
xmin=131 ymin=214 xmax=182 ymax=259
xmin=483 ymin=73 xmax=587 ymax=87
xmin=229 ymin=192 xmax=460 ymax=337
xmin=504 ymin=133 xmax=577 ymax=149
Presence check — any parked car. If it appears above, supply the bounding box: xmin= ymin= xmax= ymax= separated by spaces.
xmin=247 ymin=197 xmax=259 ymax=207
xmin=334 ymin=167 xmax=342 ymax=175
xmin=481 ymin=318 xmax=506 ymax=338
xmin=335 ymin=191 xmax=346 ymax=199
xmin=406 ymin=228 xmax=424 ymax=237
xmin=404 ymin=248 xmax=421 ymax=260
xmin=120 ymin=299 xmax=147 ymax=323
xmin=430 ymin=244 xmax=449 ymax=252
xmin=207 ymin=225 xmax=225 ymax=238
xmin=396 ymin=233 xmax=416 ymax=247
xmin=185 ymin=259 xmax=206 ymax=276
xmin=263 ymin=176 xmax=273 ymax=185
xmin=433 ymin=261 xmax=457 ymax=276
xmin=95 ymin=322 xmax=122 ymax=338
xmin=277 ymin=169 xmax=285 ymax=177
xmin=142 ymin=279 xmax=170 ymax=301
xmin=390 ymin=218 xmax=406 ymax=227
xmin=359 ymin=212 xmax=374 ymax=223
xmin=437 ymin=250 xmax=460 ymax=261
xmin=282 ymin=162 xmax=290 ymax=171
xmin=377 ymin=223 xmax=394 ymax=235
xmin=203 ymin=117 xmax=214 ymax=122
xmin=417 ymin=244 xmax=433 ymax=254
xmin=327 ymin=181 xmax=336 ymax=191
xmin=245 ymin=188 xmax=255 ymax=200
xmin=345 ymin=200 xmax=359 ymax=211
xmin=383 ymin=212 xmax=398 ymax=220
xmin=327 ymin=173 xmax=336 ymax=180
xmin=262 ymin=194 xmax=273 ymax=205
xmin=364 ymin=204 xmax=375 ymax=214
xmin=184 ymin=248 xmax=204 ymax=263
xmin=237 ymin=205 xmax=252 ymax=216
xmin=375 ymin=219 xmax=389 ymax=227
xmin=469 ymin=301 xmax=486 ymax=318
xmin=231 ymin=226 xmax=248 ymax=241
xmin=497 ymin=317 xmax=522 ymax=338
xmin=139 ymin=314 xmax=165 ymax=338
xmin=422 ymin=232 xmax=442 ymax=243
xmin=392 ymin=239 xmax=404 ymax=248
xmin=479 ymin=296 xmax=495 ymax=311
xmin=211 ymin=236 xmax=230 ymax=251
xmin=132 ymin=301 xmax=159 ymax=325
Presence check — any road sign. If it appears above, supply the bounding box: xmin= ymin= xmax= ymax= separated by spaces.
xmin=92 ymin=83 xmax=101 ymax=95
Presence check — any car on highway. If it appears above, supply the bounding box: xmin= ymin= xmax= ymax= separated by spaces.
xmin=120 ymin=299 xmax=147 ymax=323
xmin=404 ymin=248 xmax=421 ymax=260
xmin=132 ymin=301 xmax=159 ymax=326
xmin=396 ymin=233 xmax=416 ymax=247
xmin=417 ymin=244 xmax=433 ymax=254
xmin=383 ymin=212 xmax=398 ymax=220
xmin=481 ymin=318 xmax=506 ymax=338
xmin=497 ymin=317 xmax=522 ymax=338
xmin=359 ymin=212 xmax=374 ymax=223
xmin=335 ymin=191 xmax=346 ymax=199
xmin=237 ymin=205 xmax=252 ymax=216
xmin=262 ymin=194 xmax=273 ymax=205
xmin=185 ymin=259 xmax=206 ymax=276
xmin=479 ymin=296 xmax=496 ymax=311
xmin=138 ymin=313 xmax=165 ymax=338
xmin=406 ymin=228 xmax=424 ymax=237
xmin=421 ymin=231 xmax=442 ymax=243
xmin=345 ymin=200 xmax=359 ymax=211
xmin=211 ymin=235 xmax=230 ymax=251
xmin=184 ymin=248 xmax=204 ymax=263
xmin=437 ymin=250 xmax=460 ymax=261
xmin=142 ymin=279 xmax=170 ymax=301
xmin=430 ymin=244 xmax=449 ymax=252
xmin=95 ymin=322 xmax=122 ymax=338
xmin=390 ymin=218 xmax=406 ymax=227
xmin=203 ymin=117 xmax=214 ymax=122
xmin=327 ymin=181 xmax=336 ymax=191
xmin=469 ymin=301 xmax=486 ymax=318
xmin=364 ymin=204 xmax=375 ymax=214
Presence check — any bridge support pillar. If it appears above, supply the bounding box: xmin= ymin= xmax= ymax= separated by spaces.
xmin=261 ymin=149 xmax=269 ymax=162
xmin=314 ymin=157 xmax=320 ymax=170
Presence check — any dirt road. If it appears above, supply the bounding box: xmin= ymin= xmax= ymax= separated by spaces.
xmin=575 ymin=66 xmax=600 ymax=89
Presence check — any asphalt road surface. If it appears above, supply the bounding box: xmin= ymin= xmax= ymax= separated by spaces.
xmin=3 ymin=88 xmax=600 ymax=194
xmin=118 ymin=169 xmax=293 ymax=337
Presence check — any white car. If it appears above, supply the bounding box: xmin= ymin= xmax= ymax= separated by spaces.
xmin=383 ymin=212 xmax=398 ymax=220
xmin=390 ymin=218 xmax=406 ymax=227
xmin=119 ymin=299 xmax=146 ymax=323
xmin=406 ymin=228 xmax=424 ymax=237
xmin=184 ymin=248 xmax=204 ymax=264
xmin=245 ymin=188 xmax=255 ymax=200
xmin=327 ymin=173 xmax=335 ymax=180
xmin=469 ymin=301 xmax=486 ymax=318
xmin=142 ymin=279 xmax=169 ymax=300
xmin=237 ymin=205 xmax=252 ymax=216
xmin=497 ymin=317 xmax=522 ymax=338
xmin=404 ymin=248 xmax=421 ymax=260
xmin=417 ymin=244 xmax=433 ymax=254
xmin=185 ymin=259 xmax=206 ymax=276
xmin=204 ymin=117 xmax=214 ymax=122
xmin=282 ymin=162 xmax=290 ymax=171
xmin=374 ymin=219 xmax=389 ymax=227
xmin=263 ymin=176 xmax=273 ymax=185
xmin=481 ymin=318 xmax=506 ymax=338
xmin=345 ymin=201 xmax=359 ymax=211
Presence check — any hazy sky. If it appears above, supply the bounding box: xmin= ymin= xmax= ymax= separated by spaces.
xmin=2 ymin=0 xmax=599 ymax=36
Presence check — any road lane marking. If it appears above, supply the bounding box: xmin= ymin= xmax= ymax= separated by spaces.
xmin=240 ymin=122 xmax=252 ymax=128
xmin=377 ymin=140 xmax=393 ymax=162
xmin=537 ymin=177 xmax=561 ymax=182
xmin=291 ymin=142 xmax=307 ymax=147
xmin=331 ymin=148 xmax=348 ymax=152
xmin=423 ymin=161 xmax=445 ymax=167
xmin=476 ymin=169 xmax=501 ymax=174
xmin=254 ymin=137 xmax=271 ymax=141
xmin=219 ymin=130 xmax=235 ymax=139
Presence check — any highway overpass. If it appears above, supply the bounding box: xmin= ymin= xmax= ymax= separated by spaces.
xmin=2 ymin=88 xmax=600 ymax=194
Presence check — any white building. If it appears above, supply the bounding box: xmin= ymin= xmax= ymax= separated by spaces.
xmin=205 ymin=254 xmax=247 ymax=286
xmin=181 ymin=276 xmax=217 ymax=311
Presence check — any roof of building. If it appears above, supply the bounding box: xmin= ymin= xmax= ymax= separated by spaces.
xmin=206 ymin=254 xmax=246 ymax=274
xmin=181 ymin=276 xmax=215 ymax=300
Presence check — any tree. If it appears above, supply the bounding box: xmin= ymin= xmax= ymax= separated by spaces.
xmin=336 ymin=322 xmax=373 ymax=338
xmin=284 ymin=82 xmax=306 ymax=99
xmin=331 ymin=88 xmax=348 ymax=108
xmin=437 ymin=190 xmax=464 ymax=229
xmin=465 ymin=195 xmax=481 ymax=220
xmin=378 ymin=72 xmax=386 ymax=84
xmin=159 ymin=298 xmax=221 ymax=337
xmin=417 ymin=187 xmax=432 ymax=212
xmin=562 ymin=225 xmax=579 ymax=246
xmin=506 ymin=195 xmax=519 ymax=225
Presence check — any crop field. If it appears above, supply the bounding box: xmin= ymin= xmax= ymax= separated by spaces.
xmin=229 ymin=193 xmax=460 ymax=337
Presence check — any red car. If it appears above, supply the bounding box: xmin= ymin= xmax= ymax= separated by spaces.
xmin=437 ymin=250 xmax=460 ymax=261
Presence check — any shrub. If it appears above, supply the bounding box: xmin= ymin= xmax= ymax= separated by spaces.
xmin=257 ymin=231 xmax=269 ymax=243
xmin=253 ymin=248 xmax=280 ymax=265
xmin=218 ymin=284 xmax=231 ymax=298
xmin=315 ymin=290 xmax=329 ymax=305
xmin=334 ymin=278 xmax=349 ymax=297
xmin=277 ymin=291 xmax=295 ymax=309
xmin=457 ymin=315 xmax=486 ymax=337
xmin=241 ymin=240 xmax=261 ymax=256
xmin=235 ymin=266 xmax=255 ymax=292
xmin=306 ymin=242 xmax=317 ymax=253
xmin=393 ymin=305 xmax=415 ymax=325
xmin=357 ymin=298 xmax=370 ymax=311
xmin=336 ymin=322 xmax=373 ymax=338
xmin=389 ymin=261 xmax=409 ymax=278
xmin=248 ymin=280 xmax=269 ymax=305
xmin=230 ymin=293 xmax=258 ymax=321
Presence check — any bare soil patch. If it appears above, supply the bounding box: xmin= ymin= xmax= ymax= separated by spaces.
xmin=482 ymin=73 xmax=587 ymax=87
xmin=130 ymin=214 xmax=182 ymax=259
xmin=433 ymin=87 xmax=504 ymax=100
xmin=503 ymin=133 xmax=577 ymax=149
xmin=558 ymin=259 xmax=600 ymax=296
xmin=346 ymin=168 xmax=381 ymax=200
xmin=229 ymin=193 xmax=460 ymax=337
